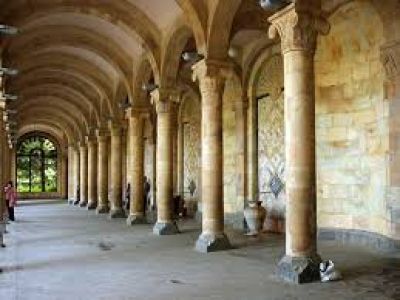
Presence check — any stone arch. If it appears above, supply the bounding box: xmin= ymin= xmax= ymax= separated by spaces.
xmin=17 ymin=124 xmax=67 ymax=150
xmin=15 ymin=131 xmax=64 ymax=198
xmin=160 ymin=19 xmax=194 ymax=88
xmin=17 ymin=98 xmax=90 ymax=135
xmin=175 ymin=0 xmax=207 ymax=55
xmin=254 ymin=54 xmax=285 ymax=233
xmin=206 ymin=0 xmax=242 ymax=59
xmin=17 ymin=108 xmax=84 ymax=142
xmin=178 ymin=87 xmax=201 ymax=210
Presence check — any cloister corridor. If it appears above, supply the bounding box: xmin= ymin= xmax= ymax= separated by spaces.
xmin=0 ymin=201 xmax=399 ymax=300
xmin=1 ymin=0 xmax=400 ymax=298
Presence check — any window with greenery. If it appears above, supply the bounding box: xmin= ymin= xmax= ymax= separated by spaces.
xmin=17 ymin=136 xmax=58 ymax=193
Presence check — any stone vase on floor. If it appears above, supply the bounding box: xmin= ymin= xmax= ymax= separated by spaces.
xmin=244 ymin=201 xmax=266 ymax=236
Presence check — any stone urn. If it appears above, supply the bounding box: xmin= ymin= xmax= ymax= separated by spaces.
xmin=244 ymin=200 xmax=266 ymax=236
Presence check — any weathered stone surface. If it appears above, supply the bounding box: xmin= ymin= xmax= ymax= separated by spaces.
xmin=96 ymin=205 xmax=110 ymax=215
xmin=195 ymin=233 xmax=232 ymax=253
xmin=87 ymin=202 xmax=97 ymax=210
xmin=126 ymin=214 xmax=147 ymax=226
xmin=109 ymin=208 xmax=126 ymax=219
xmin=277 ymin=255 xmax=321 ymax=284
xmin=153 ymin=222 xmax=179 ymax=235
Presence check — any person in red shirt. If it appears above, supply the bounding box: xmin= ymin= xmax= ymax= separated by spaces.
xmin=4 ymin=181 xmax=17 ymax=222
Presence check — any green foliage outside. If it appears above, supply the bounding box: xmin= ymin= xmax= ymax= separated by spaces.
xmin=16 ymin=136 xmax=58 ymax=193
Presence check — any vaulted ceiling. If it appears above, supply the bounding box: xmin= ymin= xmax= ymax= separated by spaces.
xmin=0 ymin=0 xmax=339 ymax=146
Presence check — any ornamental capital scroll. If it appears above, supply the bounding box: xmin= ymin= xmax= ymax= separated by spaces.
xmin=268 ymin=3 xmax=330 ymax=55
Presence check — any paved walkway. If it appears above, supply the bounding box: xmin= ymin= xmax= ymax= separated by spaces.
xmin=0 ymin=201 xmax=399 ymax=300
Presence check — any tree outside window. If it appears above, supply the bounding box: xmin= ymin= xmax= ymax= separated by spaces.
xmin=16 ymin=135 xmax=58 ymax=193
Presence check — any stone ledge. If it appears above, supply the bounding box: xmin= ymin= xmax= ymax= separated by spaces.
xmin=318 ymin=228 xmax=400 ymax=253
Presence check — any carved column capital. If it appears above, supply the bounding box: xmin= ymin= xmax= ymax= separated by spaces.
xmin=192 ymin=59 xmax=233 ymax=105
xmin=85 ymin=134 xmax=97 ymax=145
xmin=108 ymin=121 xmax=123 ymax=137
xmin=268 ymin=3 xmax=330 ymax=55
xmin=127 ymin=106 xmax=150 ymax=120
xmin=151 ymin=88 xmax=181 ymax=114
xmin=381 ymin=40 xmax=400 ymax=80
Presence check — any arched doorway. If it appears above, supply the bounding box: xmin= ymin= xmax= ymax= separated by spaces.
xmin=16 ymin=134 xmax=59 ymax=197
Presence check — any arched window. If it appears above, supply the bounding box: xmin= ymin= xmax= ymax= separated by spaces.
xmin=16 ymin=135 xmax=58 ymax=193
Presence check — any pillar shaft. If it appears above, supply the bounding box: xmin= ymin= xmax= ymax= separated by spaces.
xmin=235 ymin=98 xmax=248 ymax=229
xmin=127 ymin=111 xmax=146 ymax=225
xmin=96 ymin=133 xmax=109 ymax=214
xmin=87 ymin=138 xmax=98 ymax=209
xmin=268 ymin=3 xmax=329 ymax=283
xmin=192 ymin=60 xmax=232 ymax=252
xmin=67 ymin=146 xmax=75 ymax=204
xmin=109 ymin=124 xmax=126 ymax=218
xmin=79 ymin=144 xmax=88 ymax=207
xmin=73 ymin=146 xmax=80 ymax=205
xmin=152 ymin=90 xmax=179 ymax=235
xmin=0 ymin=116 xmax=5 ymax=221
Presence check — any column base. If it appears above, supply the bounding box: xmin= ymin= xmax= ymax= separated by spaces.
xmin=195 ymin=232 xmax=232 ymax=253
xmin=153 ymin=221 xmax=179 ymax=235
xmin=277 ymin=254 xmax=321 ymax=284
xmin=87 ymin=202 xmax=97 ymax=210
xmin=68 ymin=198 xmax=74 ymax=205
xmin=96 ymin=206 xmax=110 ymax=214
xmin=79 ymin=201 xmax=88 ymax=208
xmin=109 ymin=208 xmax=126 ymax=219
xmin=126 ymin=214 xmax=147 ymax=225
xmin=73 ymin=199 xmax=80 ymax=206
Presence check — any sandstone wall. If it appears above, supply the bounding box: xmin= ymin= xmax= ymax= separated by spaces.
xmin=315 ymin=1 xmax=392 ymax=238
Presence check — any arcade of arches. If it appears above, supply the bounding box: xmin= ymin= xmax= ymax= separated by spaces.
xmin=0 ymin=0 xmax=400 ymax=289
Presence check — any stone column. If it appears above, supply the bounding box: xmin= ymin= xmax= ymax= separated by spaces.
xmin=79 ymin=142 xmax=88 ymax=207
xmin=61 ymin=151 xmax=68 ymax=199
xmin=268 ymin=3 xmax=329 ymax=283
xmin=172 ymin=110 xmax=179 ymax=195
xmin=192 ymin=59 xmax=231 ymax=252
xmin=235 ymin=96 xmax=248 ymax=228
xmin=73 ymin=145 xmax=80 ymax=205
xmin=127 ymin=109 xmax=147 ymax=225
xmin=177 ymin=122 xmax=184 ymax=198
xmin=67 ymin=145 xmax=75 ymax=204
xmin=96 ymin=130 xmax=110 ymax=214
xmin=109 ymin=122 xmax=126 ymax=218
xmin=87 ymin=136 xmax=98 ymax=209
xmin=248 ymin=94 xmax=259 ymax=202
xmin=0 ymin=115 xmax=5 ymax=221
xmin=152 ymin=89 xmax=179 ymax=235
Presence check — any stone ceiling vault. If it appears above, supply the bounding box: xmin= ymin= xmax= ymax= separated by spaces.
xmin=0 ymin=0 xmax=183 ymax=144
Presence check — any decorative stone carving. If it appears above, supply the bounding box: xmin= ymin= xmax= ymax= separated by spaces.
xmin=256 ymin=55 xmax=285 ymax=230
xmin=151 ymin=88 xmax=181 ymax=114
xmin=381 ymin=41 xmax=400 ymax=79
xmin=268 ymin=3 xmax=330 ymax=54
xmin=192 ymin=59 xmax=233 ymax=103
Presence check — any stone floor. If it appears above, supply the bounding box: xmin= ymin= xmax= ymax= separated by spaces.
xmin=1 ymin=201 xmax=400 ymax=300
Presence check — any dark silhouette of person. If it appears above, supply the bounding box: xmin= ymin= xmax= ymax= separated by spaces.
xmin=143 ymin=176 xmax=150 ymax=214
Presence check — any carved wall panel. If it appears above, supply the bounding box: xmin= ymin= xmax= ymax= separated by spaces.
xmin=256 ymin=54 xmax=285 ymax=232
xmin=182 ymin=96 xmax=201 ymax=199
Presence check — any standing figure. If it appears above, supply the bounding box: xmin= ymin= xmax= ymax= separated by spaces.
xmin=4 ymin=181 xmax=17 ymax=222
xmin=143 ymin=176 xmax=150 ymax=214
xmin=125 ymin=183 xmax=131 ymax=211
